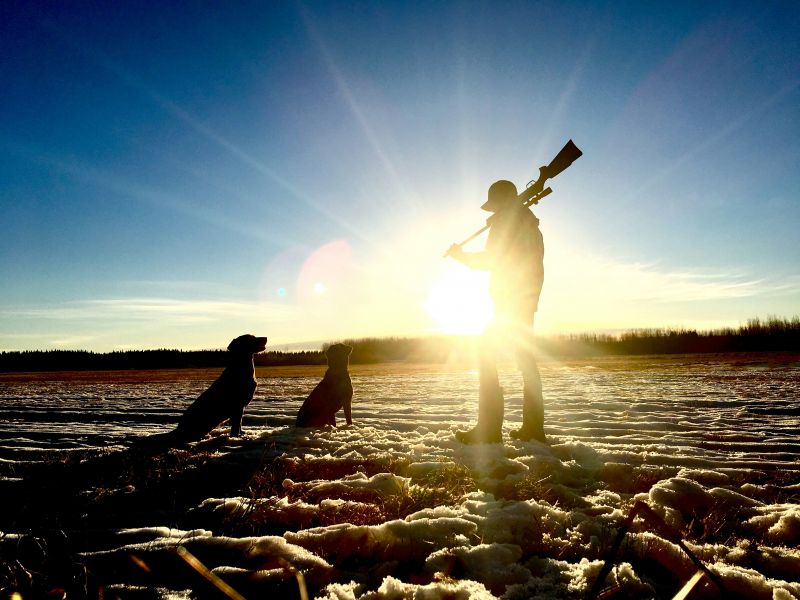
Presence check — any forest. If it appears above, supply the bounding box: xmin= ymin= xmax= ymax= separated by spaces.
xmin=1 ymin=316 xmax=797 ymax=372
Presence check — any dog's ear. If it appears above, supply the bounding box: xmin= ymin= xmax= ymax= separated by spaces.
xmin=326 ymin=343 xmax=352 ymax=358
xmin=334 ymin=344 xmax=352 ymax=357
xmin=228 ymin=334 xmax=252 ymax=352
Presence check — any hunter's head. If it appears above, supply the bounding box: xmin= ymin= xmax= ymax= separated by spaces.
xmin=481 ymin=180 xmax=517 ymax=212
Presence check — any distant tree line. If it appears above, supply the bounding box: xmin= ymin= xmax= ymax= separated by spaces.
xmin=1 ymin=317 xmax=797 ymax=372
xmin=538 ymin=316 xmax=800 ymax=358
xmin=337 ymin=336 xmax=474 ymax=364
xmin=340 ymin=317 xmax=800 ymax=362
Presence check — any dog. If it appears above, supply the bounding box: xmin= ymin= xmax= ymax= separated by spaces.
xmin=296 ymin=343 xmax=353 ymax=427
xmin=173 ymin=334 xmax=267 ymax=442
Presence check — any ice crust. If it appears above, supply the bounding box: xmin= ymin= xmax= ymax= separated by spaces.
xmin=80 ymin=418 xmax=797 ymax=599
xmin=202 ymin=415 xmax=798 ymax=598
xmin=2 ymin=357 xmax=799 ymax=598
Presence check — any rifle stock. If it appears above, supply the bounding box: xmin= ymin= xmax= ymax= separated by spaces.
xmin=548 ymin=139 xmax=583 ymax=178
xmin=518 ymin=139 xmax=583 ymax=203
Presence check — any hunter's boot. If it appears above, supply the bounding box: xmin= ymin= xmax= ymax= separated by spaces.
xmin=455 ymin=383 xmax=504 ymax=444
xmin=510 ymin=389 xmax=546 ymax=443
xmin=511 ymin=365 xmax=547 ymax=443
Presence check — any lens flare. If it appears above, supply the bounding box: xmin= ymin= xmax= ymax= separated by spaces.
xmin=297 ymin=240 xmax=353 ymax=305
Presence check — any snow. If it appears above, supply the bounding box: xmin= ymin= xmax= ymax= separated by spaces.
xmin=319 ymin=576 xmax=497 ymax=600
xmin=0 ymin=354 xmax=798 ymax=598
xmin=284 ymin=472 xmax=411 ymax=499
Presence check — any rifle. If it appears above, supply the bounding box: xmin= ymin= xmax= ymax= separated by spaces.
xmin=445 ymin=139 xmax=582 ymax=255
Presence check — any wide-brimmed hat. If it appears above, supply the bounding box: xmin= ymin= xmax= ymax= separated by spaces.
xmin=481 ymin=180 xmax=518 ymax=212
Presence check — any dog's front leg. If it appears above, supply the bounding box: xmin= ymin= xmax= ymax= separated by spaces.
xmin=344 ymin=393 xmax=353 ymax=425
xmin=230 ymin=408 xmax=244 ymax=437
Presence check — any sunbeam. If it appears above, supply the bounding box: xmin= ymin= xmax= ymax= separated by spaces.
xmin=533 ymin=32 xmax=597 ymax=163
xmin=620 ymin=78 xmax=800 ymax=206
xmin=296 ymin=3 xmax=421 ymax=216
xmin=38 ymin=17 xmax=370 ymax=243
xmin=0 ymin=138 xmax=295 ymax=247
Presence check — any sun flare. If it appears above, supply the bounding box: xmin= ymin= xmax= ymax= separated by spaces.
xmin=424 ymin=265 xmax=493 ymax=334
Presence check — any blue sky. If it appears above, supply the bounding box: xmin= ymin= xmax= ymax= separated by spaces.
xmin=1 ymin=1 xmax=798 ymax=351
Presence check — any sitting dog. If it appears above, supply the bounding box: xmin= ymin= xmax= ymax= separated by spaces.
xmin=296 ymin=343 xmax=353 ymax=427
xmin=173 ymin=334 xmax=267 ymax=442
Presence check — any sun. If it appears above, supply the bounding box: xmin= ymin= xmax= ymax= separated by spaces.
xmin=424 ymin=264 xmax=493 ymax=334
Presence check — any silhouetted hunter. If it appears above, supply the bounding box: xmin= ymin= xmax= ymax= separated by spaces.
xmin=173 ymin=334 xmax=267 ymax=441
xmin=446 ymin=140 xmax=582 ymax=444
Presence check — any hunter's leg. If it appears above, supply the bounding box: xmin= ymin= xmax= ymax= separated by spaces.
xmin=511 ymin=313 xmax=547 ymax=443
xmin=456 ymin=320 xmax=504 ymax=444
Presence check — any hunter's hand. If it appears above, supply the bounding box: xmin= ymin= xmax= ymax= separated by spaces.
xmin=446 ymin=243 xmax=464 ymax=259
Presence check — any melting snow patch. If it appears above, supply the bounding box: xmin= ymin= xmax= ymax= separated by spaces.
xmin=425 ymin=543 xmax=530 ymax=595
xmin=319 ymin=575 xmax=496 ymax=599
xmin=284 ymin=472 xmax=410 ymax=500
xmin=747 ymin=506 xmax=800 ymax=546
xmin=285 ymin=516 xmax=478 ymax=563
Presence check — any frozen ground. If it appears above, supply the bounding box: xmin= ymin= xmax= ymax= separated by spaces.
xmin=0 ymin=353 xmax=798 ymax=598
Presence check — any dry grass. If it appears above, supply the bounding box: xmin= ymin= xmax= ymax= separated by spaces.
xmin=234 ymin=458 xmax=478 ymax=534
xmin=597 ymin=464 xmax=678 ymax=496
xmin=3 ymin=441 xmax=794 ymax=599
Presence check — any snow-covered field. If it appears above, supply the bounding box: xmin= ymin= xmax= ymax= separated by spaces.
xmin=1 ymin=353 xmax=798 ymax=599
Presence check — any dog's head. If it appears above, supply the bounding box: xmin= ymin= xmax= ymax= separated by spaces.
xmin=228 ymin=334 xmax=268 ymax=355
xmin=325 ymin=343 xmax=352 ymax=368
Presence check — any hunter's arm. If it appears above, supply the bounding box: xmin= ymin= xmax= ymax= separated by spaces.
xmin=447 ymin=243 xmax=495 ymax=270
xmin=454 ymin=249 xmax=493 ymax=270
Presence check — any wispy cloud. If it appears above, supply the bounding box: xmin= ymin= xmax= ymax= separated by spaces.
xmin=49 ymin=335 xmax=99 ymax=347
xmin=117 ymin=279 xmax=227 ymax=291
xmin=596 ymin=261 xmax=767 ymax=303
xmin=1 ymin=297 xmax=302 ymax=324
xmin=542 ymin=247 xmax=792 ymax=317
xmin=535 ymin=250 xmax=800 ymax=334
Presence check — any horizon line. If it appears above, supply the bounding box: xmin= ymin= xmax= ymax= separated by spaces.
xmin=2 ymin=315 xmax=797 ymax=354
